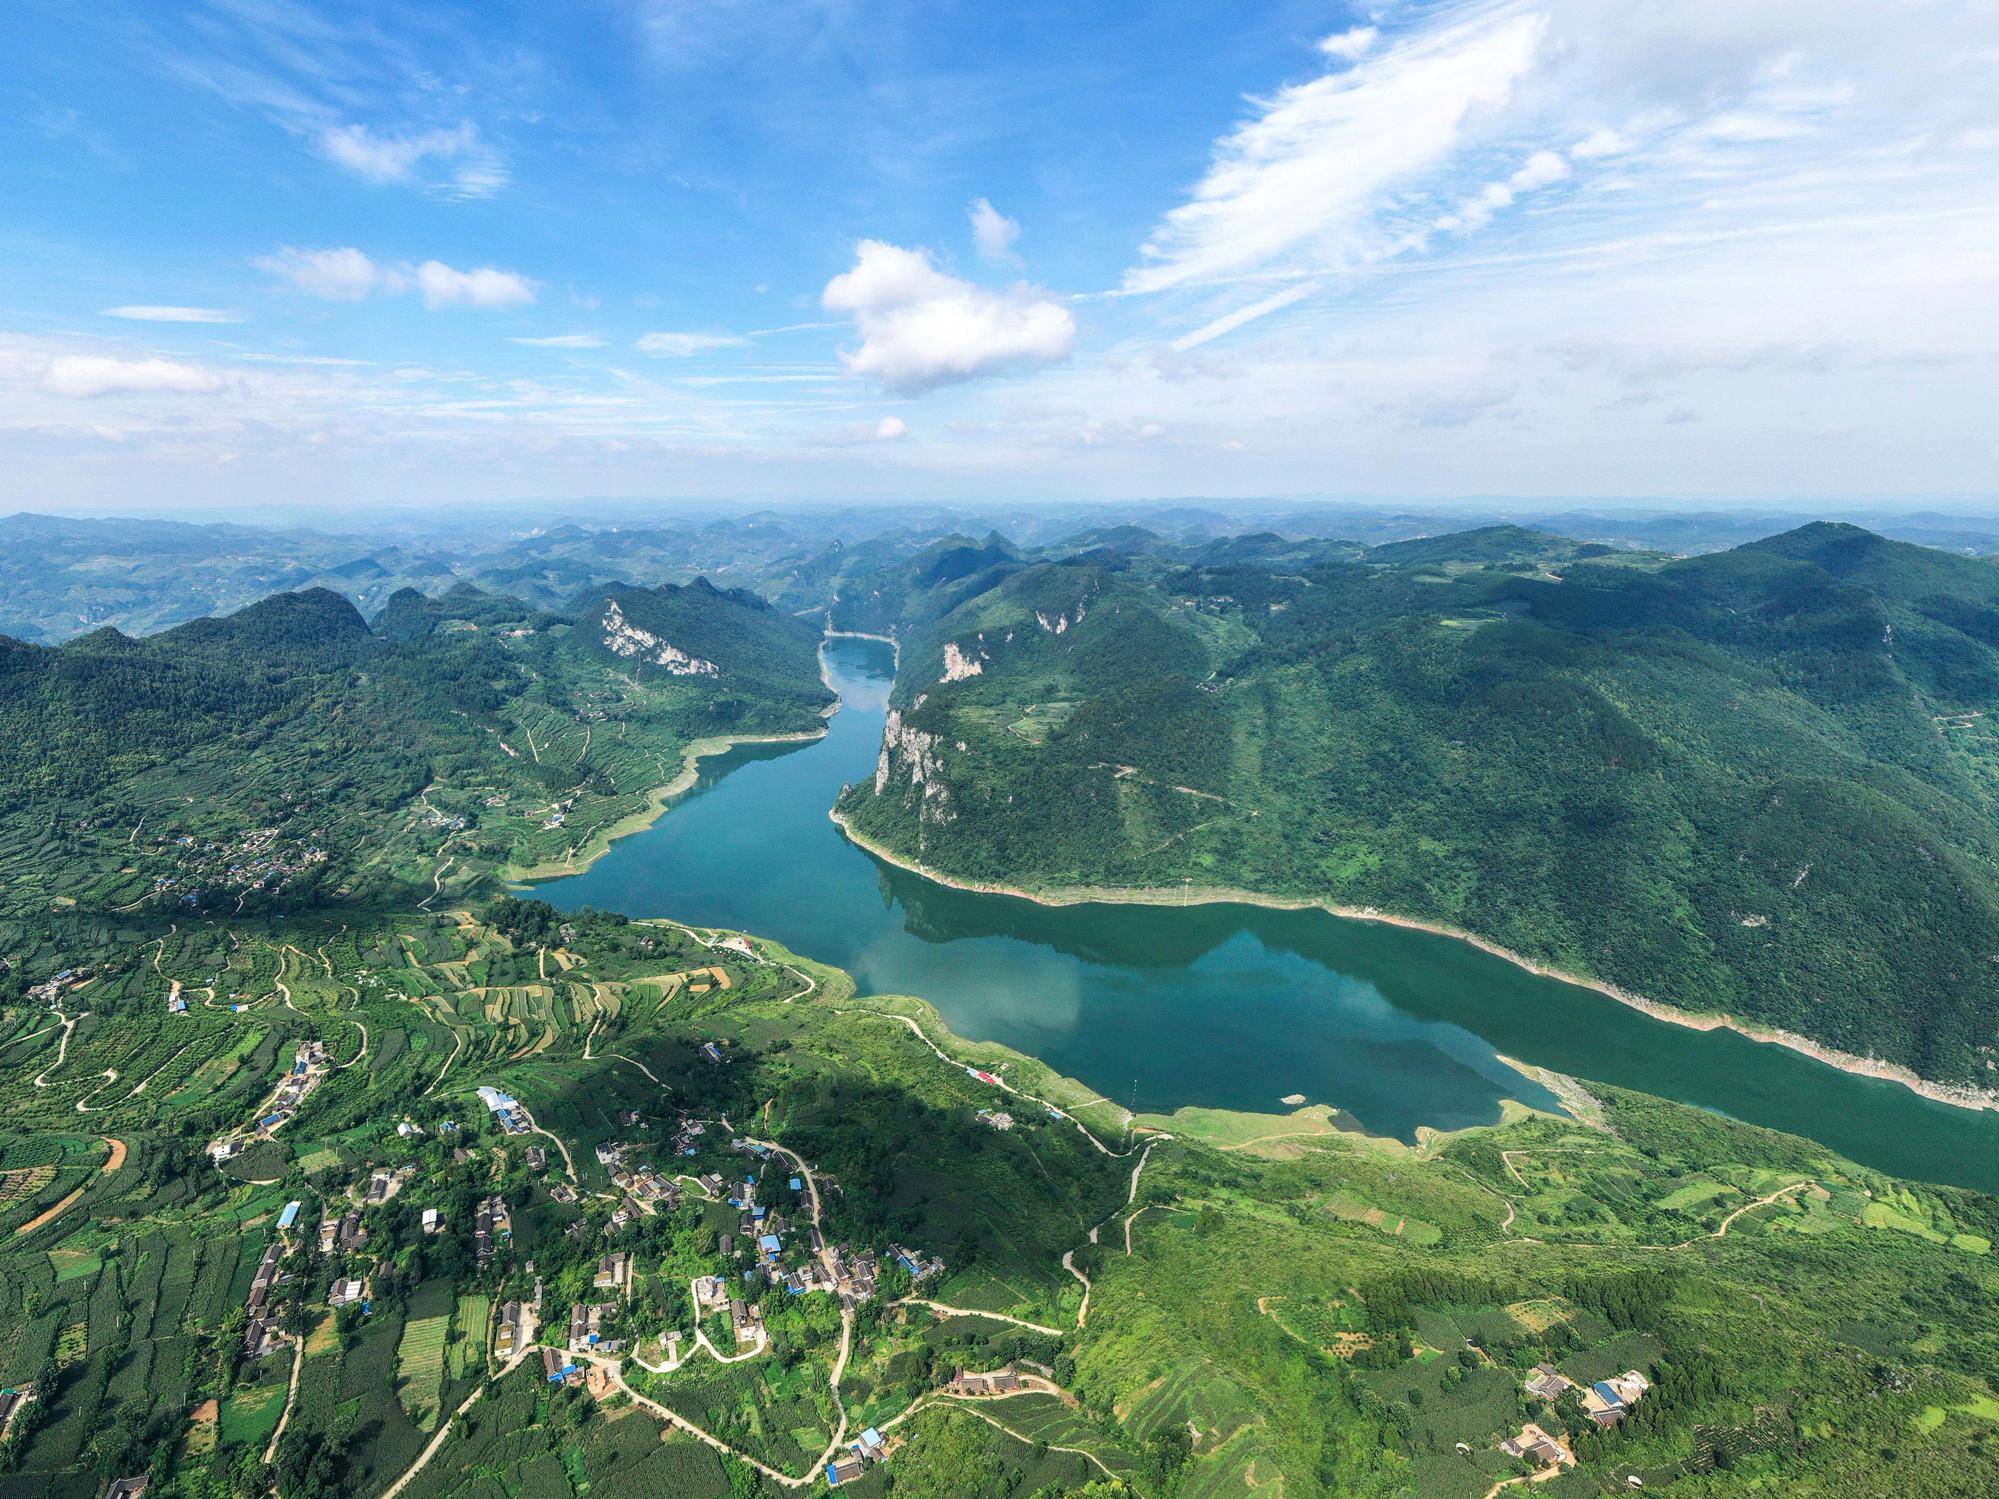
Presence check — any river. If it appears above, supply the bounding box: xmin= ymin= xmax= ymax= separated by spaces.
xmin=537 ymin=636 xmax=1999 ymax=1192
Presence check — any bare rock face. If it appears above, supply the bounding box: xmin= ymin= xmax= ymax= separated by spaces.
xmin=601 ymin=600 xmax=718 ymax=676
xmin=874 ymin=707 xmax=955 ymax=828
xmin=1036 ymin=600 xmax=1087 ymax=634
xmin=940 ymin=641 xmax=984 ymax=682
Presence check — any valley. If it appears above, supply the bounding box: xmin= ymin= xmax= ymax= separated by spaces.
xmin=2 ymin=520 xmax=1997 ymax=1499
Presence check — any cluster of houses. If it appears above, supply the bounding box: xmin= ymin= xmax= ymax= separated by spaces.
xmin=606 ymin=1156 xmax=682 ymax=1212
xmin=693 ymin=1272 xmax=766 ymax=1346
xmin=1524 ymin=1363 xmax=1652 ymax=1430
xmin=255 ymin=1041 xmax=329 ymax=1137
xmin=565 ymin=1301 xmax=623 ymax=1359
xmin=975 ymin=1108 xmax=1015 ymax=1131
xmin=1499 ymin=1422 xmax=1572 ymax=1470
xmin=495 ymin=1296 xmax=534 ymax=1359
xmin=946 ymin=1365 xmax=1025 ymax=1396
xmin=320 ymin=1208 xmax=368 ymax=1255
xmin=241 ymin=1221 xmax=295 ymax=1361
xmin=826 ymin=1426 xmax=891 ymax=1487
xmin=711 ymin=1153 xmax=889 ymax=1308
xmin=1582 ymin=1369 xmax=1651 ymax=1428
xmin=594 ymin=1252 xmax=632 ymax=1292
xmin=475 ymin=1195 xmax=511 ymax=1266
xmin=206 ymin=1041 xmax=331 ymax=1158
xmin=476 ymin=1085 xmax=533 ymax=1135
xmin=26 ymin=968 xmax=85 ymax=1008
xmin=668 ymin=1119 xmax=708 ymax=1154
xmin=889 ymin=1244 xmax=945 ymax=1282
xmin=151 ymin=826 xmax=327 ymax=906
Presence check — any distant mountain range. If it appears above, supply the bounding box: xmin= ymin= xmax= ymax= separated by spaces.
xmin=11 ymin=504 xmax=1999 ymax=646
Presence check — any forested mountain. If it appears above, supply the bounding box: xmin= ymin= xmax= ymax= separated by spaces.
xmin=835 ymin=523 xmax=1999 ymax=1090
xmin=0 ymin=579 xmax=831 ymax=918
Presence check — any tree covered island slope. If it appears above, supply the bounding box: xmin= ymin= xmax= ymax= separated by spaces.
xmin=0 ymin=576 xmax=831 ymax=919
xmin=2 ymin=902 xmax=1997 ymax=1499
xmin=833 ymin=523 xmax=1999 ymax=1093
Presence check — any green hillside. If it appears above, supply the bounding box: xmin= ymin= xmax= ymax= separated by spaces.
xmin=835 ymin=524 xmax=1999 ymax=1089
xmin=0 ymin=531 xmax=1994 ymax=1497
xmin=0 ymin=904 xmax=1994 ymax=1499
xmin=0 ymin=581 xmax=832 ymax=920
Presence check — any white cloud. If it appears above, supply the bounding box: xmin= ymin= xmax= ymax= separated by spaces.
xmin=823 ymin=240 xmax=1075 ymax=394
xmin=101 ymin=305 xmax=245 ymax=323
xmin=876 ymin=415 xmax=908 ymax=440
xmin=1569 ymin=126 xmax=1631 ymax=159
xmin=968 ymin=198 xmax=1021 ymax=263
xmin=322 ymin=121 xmax=507 ymax=198
xmin=1126 ymin=4 xmax=1547 ymax=292
xmin=42 ymin=355 xmax=227 ymax=398
xmin=822 ymin=242 xmax=959 ymax=313
xmin=512 ymin=334 xmax=607 ymax=348
xmin=415 ymin=261 xmax=536 ymax=310
xmin=1319 ymin=26 xmax=1380 ymax=62
xmin=1435 ymin=147 xmax=1571 ymax=233
xmin=255 ymin=246 xmax=387 ymax=301
xmin=256 ymin=247 xmax=533 ymax=309
xmin=634 ymin=331 xmax=749 ymax=357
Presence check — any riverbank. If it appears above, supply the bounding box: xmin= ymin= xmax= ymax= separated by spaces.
xmin=505 ymin=724 xmax=828 ymax=883
xmin=827 ymin=808 xmax=1999 ymax=1118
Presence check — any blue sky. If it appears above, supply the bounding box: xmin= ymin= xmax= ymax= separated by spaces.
xmin=4 ymin=0 xmax=1997 ymax=510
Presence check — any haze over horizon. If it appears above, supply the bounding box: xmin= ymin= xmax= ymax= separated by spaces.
xmin=6 ymin=0 xmax=1997 ymax=511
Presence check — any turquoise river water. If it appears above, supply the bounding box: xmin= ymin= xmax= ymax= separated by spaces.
xmin=537 ymin=637 xmax=1999 ymax=1192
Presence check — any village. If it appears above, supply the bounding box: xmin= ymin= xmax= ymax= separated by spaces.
xmin=214 ymin=1084 xmax=973 ymax=1490
xmin=144 ymin=825 xmax=329 ymax=910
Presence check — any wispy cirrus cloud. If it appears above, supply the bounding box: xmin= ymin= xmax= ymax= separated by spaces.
xmin=512 ymin=333 xmax=608 ymax=349
xmin=634 ymin=331 xmax=749 ymax=357
xmin=321 ymin=121 xmax=508 ymax=198
xmin=1126 ymin=3 xmax=1548 ymax=295
xmin=100 ymin=305 xmax=246 ymax=324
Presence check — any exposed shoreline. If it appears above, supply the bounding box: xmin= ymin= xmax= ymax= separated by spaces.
xmin=827 ymin=808 xmax=1999 ymax=1118
xmin=505 ymin=722 xmax=828 ymax=884
xmin=511 ymin=636 xmax=871 ymax=886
